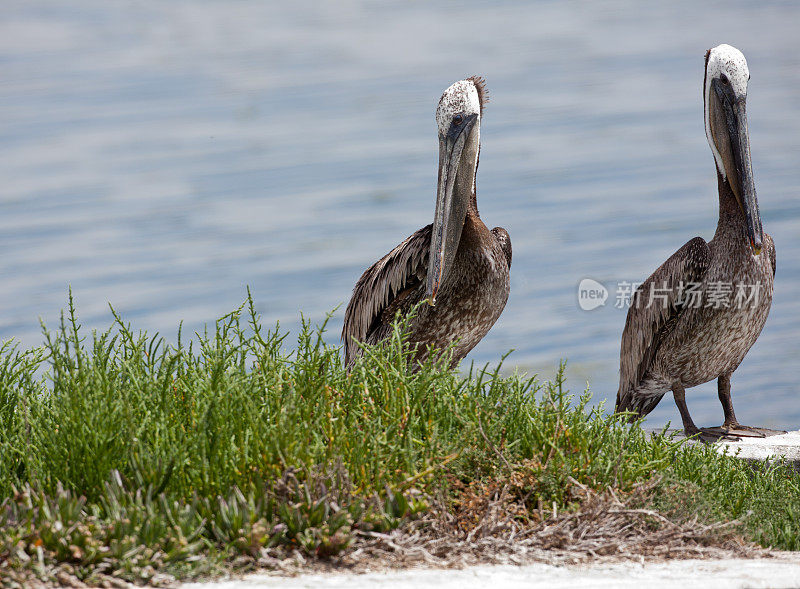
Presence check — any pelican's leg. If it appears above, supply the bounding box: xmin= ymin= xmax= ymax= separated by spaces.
xmin=673 ymin=383 xmax=736 ymax=442
xmin=717 ymin=373 xmax=740 ymax=429
xmin=672 ymin=384 xmax=704 ymax=438
xmin=705 ymin=374 xmax=785 ymax=438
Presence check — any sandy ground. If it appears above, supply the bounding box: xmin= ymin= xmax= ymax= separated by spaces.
xmin=185 ymin=555 xmax=800 ymax=589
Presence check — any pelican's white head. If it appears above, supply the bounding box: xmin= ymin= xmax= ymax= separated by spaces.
xmin=435 ymin=77 xmax=485 ymax=136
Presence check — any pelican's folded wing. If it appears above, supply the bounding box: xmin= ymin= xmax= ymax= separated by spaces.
xmin=342 ymin=224 xmax=432 ymax=366
xmin=616 ymin=237 xmax=711 ymax=417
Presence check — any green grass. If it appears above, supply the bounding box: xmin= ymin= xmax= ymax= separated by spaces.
xmin=0 ymin=292 xmax=799 ymax=585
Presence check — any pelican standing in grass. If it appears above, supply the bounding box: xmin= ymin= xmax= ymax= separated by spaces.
xmin=342 ymin=77 xmax=511 ymax=369
xmin=616 ymin=45 xmax=780 ymax=440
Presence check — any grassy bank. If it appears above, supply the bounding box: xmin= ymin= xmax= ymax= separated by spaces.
xmin=0 ymin=294 xmax=799 ymax=585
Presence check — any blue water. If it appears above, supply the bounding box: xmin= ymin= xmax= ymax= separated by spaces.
xmin=1 ymin=0 xmax=799 ymax=428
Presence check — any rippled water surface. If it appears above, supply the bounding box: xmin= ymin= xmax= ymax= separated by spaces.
xmin=2 ymin=1 xmax=799 ymax=428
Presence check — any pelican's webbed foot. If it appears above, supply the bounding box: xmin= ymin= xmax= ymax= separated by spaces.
xmin=684 ymin=426 xmax=741 ymax=443
xmin=715 ymin=423 xmax=787 ymax=438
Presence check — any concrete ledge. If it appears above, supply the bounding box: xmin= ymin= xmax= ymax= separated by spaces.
xmin=655 ymin=429 xmax=800 ymax=470
xmin=715 ymin=430 xmax=800 ymax=468
xmin=185 ymin=556 xmax=800 ymax=588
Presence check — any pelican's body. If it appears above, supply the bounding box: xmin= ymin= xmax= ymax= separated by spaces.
xmin=343 ymin=77 xmax=511 ymax=368
xmin=616 ymin=45 xmax=778 ymax=439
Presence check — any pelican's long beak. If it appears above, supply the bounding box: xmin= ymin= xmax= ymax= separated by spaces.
xmin=715 ymin=80 xmax=763 ymax=255
xmin=426 ymin=113 xmax=477 ymax=304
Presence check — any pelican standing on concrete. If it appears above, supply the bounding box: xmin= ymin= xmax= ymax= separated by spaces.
xmin=616 ymin=45 xmax=779 ymax=440
xmin=342 ymin=77 xmax=511 ymax=369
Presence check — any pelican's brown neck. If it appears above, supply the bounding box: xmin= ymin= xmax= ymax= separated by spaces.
xmin=714 ymin=171 xmax=749 ymax=247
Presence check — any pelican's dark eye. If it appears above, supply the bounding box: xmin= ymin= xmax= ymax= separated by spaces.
xmin=453 ymin=114 xmax=463 ymax=126
xmin=720 ymin=74 xmax=730 ymax=85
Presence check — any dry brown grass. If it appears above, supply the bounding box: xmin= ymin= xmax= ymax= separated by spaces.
xmin=346 ymin=481 xmax=753 ymax=568
xmin=248 ymin=475 xmax=760 ymax=578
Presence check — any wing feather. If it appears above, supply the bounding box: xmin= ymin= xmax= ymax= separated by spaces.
xmin=616 ymin=237 xmax=711 ymax=416
xmin=767 ymin=233 xmax=776 ymax=277
xmin=342 ymin=224 xmax=432 ymax=366
xmin=491 ymin=226 xmax=512 ymax=268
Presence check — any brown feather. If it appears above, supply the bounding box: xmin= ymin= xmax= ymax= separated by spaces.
xmin=491 ymin=227 xmax=512 ymax=268
xmin=616 ymin=237 xmax=711 ymax=417
xmin=467 ymin=75 xmax=489 ymax=116
xmin=342 ymin=224 xmax=431 ymax=367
